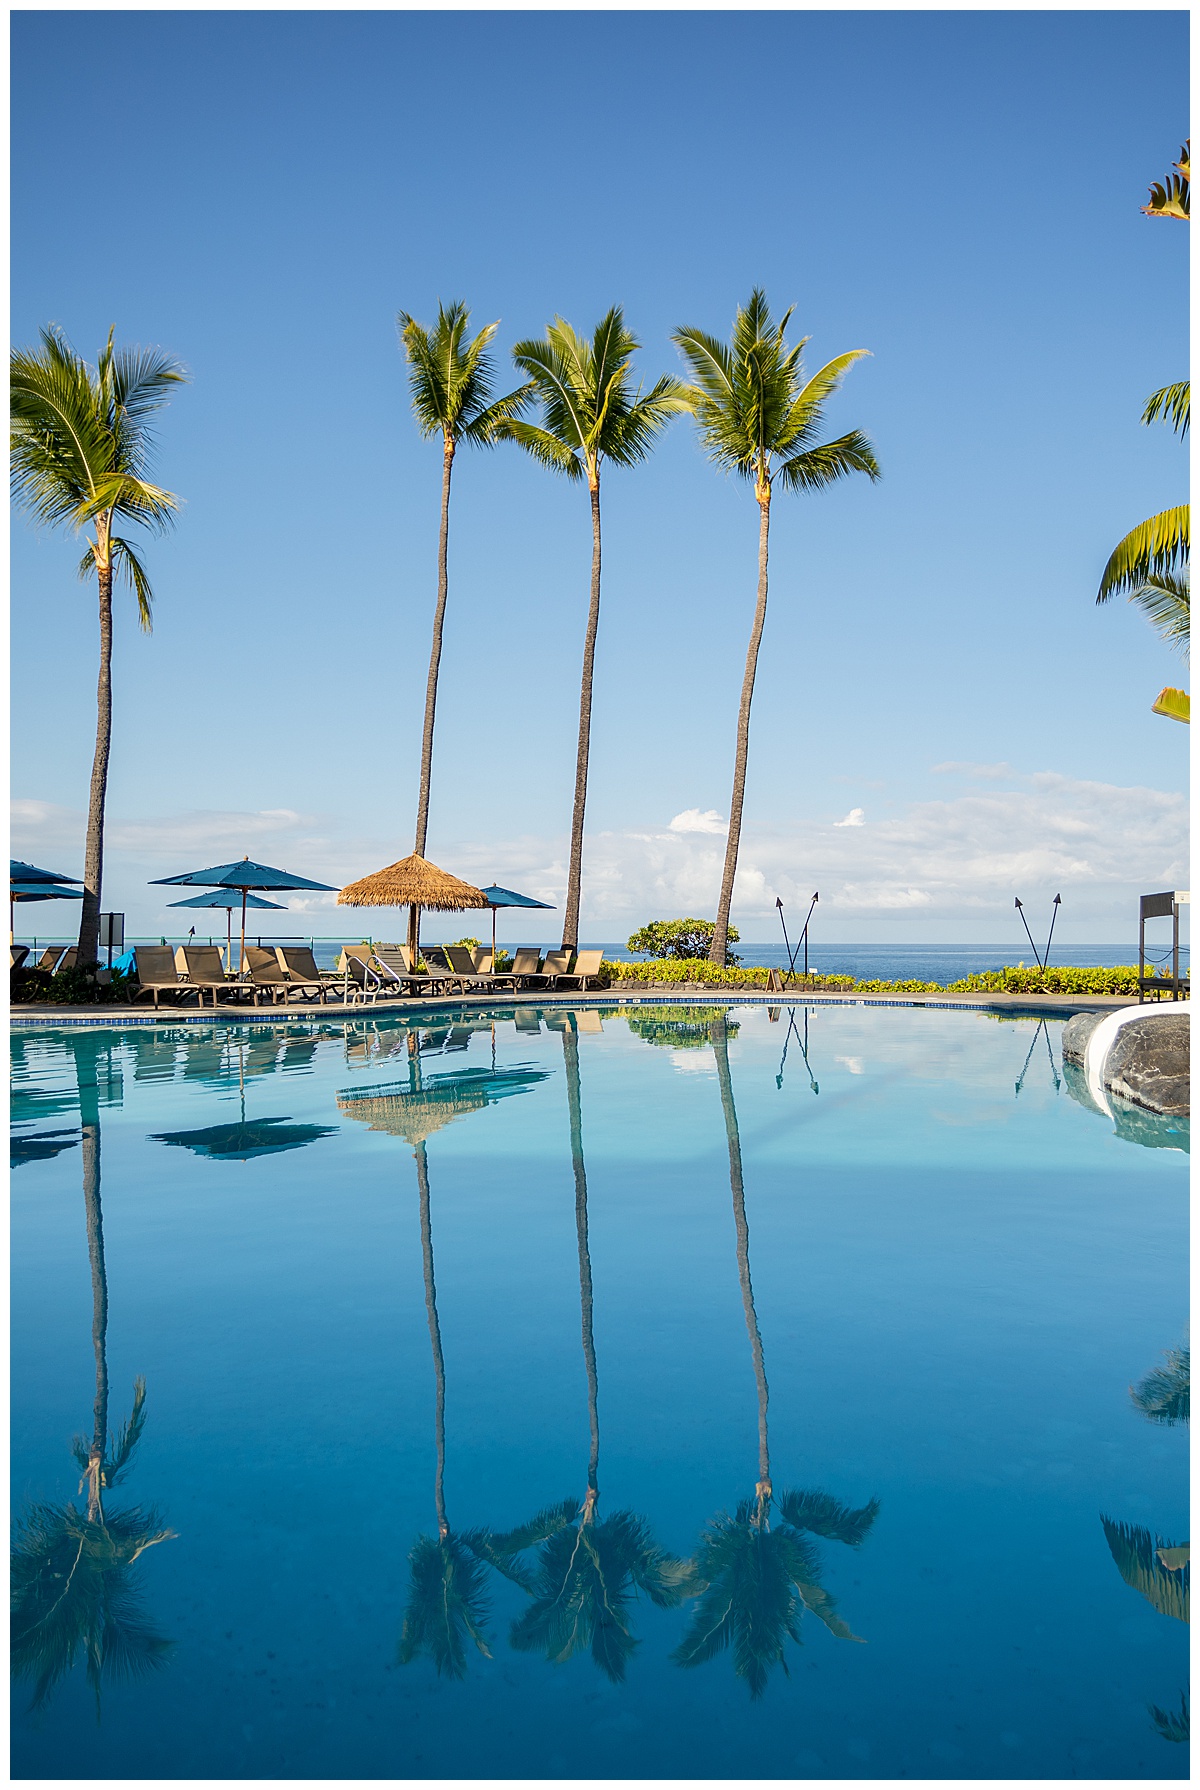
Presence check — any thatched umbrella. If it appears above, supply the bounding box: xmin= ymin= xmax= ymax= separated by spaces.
xmin=337 ymin=854 xmax=488 ymax=963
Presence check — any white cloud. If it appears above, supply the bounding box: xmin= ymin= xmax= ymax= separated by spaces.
xmin=669 ymin=808 xmax=727 ymax=835
xmin=834 ymin=807 xmax=866 ymax=828
xmin=12 ymin=765 xmax=1189 ymax=938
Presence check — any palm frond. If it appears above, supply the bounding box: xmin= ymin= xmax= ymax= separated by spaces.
xmin=1143 ymin=143 xmax=1190 ymax=219
xmin=1152 ymin=685 xmax=1190 ymax=723
xmin=398 ymin=301 xmax=519 ymax=447
xmin=105 ymin=1378 xmax=149 ymax=1484
xmin=508 ymin=310 xmax=679 ymax=479
xmin=1101 ymin=1515 xmax=1190 ymax=1622
xmin=1121 ymin=573 xmax=1190 ymax=657
xmin=398 ymin=1532 xmax=493 ymax=1678
xmin=1149 ymin=1691 xmax=1189 ymax=1743
xmin=492 ymin=417 xmax=585 ymax=478
xmin=110 ymin=539 xmax=156 ymax=632
xmin=775 ymin=429 xmax=881 ymax=492
xmin=1097 ymin=507 xmax=1190 ymax=603
xmin=1143 ymin=381 xmax=1190 ymax=436
xmin=776 ymin=1488 xmax=880 ymax=1546
xmin=1131 ymin=1346 xmax=1189 ymax=1425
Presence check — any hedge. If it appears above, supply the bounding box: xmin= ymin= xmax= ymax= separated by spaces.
xmin=599 ymin=957 xmax=1168 ymax=997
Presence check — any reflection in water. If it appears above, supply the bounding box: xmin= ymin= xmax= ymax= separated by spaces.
xmin=12 ymin=1035 xmax=175 ymax=1713
xmin=1014 ymin=1020 xmax=1060 ymax=1098
xmin=1102 ymin=1341 xmax=1190 ymax=1741
xmin=150 ymin=1034 xmax=337 ymax=1160
xmin=622 ymin=1005 xmax=739 ymax=1051
xmin=340 ymin=1041 xmax=555 ymax=1677
xmin=673 ymin=1017 xmax=878 ymax=1698
xmin=775 ymin=1006 xmax=819 ymax=1095
xmin=508 ymin=1022 xmax=690 ymax=1682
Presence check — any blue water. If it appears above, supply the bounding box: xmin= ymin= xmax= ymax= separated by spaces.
xmin=11 ymin=1004 xmax=1188 ymax=1779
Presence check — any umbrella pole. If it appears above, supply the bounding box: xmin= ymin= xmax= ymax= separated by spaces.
xmin=491 ymin=904 xmax=497 ymax=965
xmin=240 ymin=890 xmax=248 ymax=975
xmin=226 ymin=908 xmax=232 ymax=975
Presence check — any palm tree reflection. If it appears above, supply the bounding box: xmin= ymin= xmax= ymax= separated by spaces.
xmin=509 ymin=1021 xmax=691 ymax=1681
xmin=12 ymin=1034 xmax=175 ymax=1714
xmin=338 ymin=1038 xmax=555 ymax=1677
xmin=672 ymin=1016 xmax=878 ymax=1698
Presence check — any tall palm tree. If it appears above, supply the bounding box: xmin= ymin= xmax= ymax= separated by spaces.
xmin=673 ymin=292 xmax=879 ymax=964
xmin=508 ymin=1023 xmax=691 ymax=1679
xmin=10 ymin=328 xmax=187 ymax=965
xmin=12 ymin=1033 xmax=174 ymax=1712
xmin=672 ymin=1018 xmax=878 ymax=1696
xmin=497 ymin=311 xmax=686 ymax=950
xmin=396 ymin=302 xmax=532 ymax=856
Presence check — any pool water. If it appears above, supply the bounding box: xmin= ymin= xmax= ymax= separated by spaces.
xmin=10 ymin=1003 xmax=1189 ymax=1780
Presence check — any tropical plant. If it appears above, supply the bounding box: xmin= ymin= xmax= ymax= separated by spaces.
xmin=497 ymin=311 xmax=687 ymax=949
xmin=396 ymin=302 xmax=532 ymax=859
xmin=672 ymin=1018 xmax=878 ymax=1696
xmin=507 ymin=1025 xmax=691 ymax=1679
xmin=628 ymin=918 xmax=740 ymax=964
xmin=1098 ymin=152 xmax=1190 ymax=721
xmin=1143 ymin=142 xmax=1190 ymax=220
xmin=10 ymin=328 xmax=187 ymax=965
xmin=673 ymin=293 xmax=879 ymax=963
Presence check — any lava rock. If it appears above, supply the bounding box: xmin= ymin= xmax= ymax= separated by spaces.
xmin=1104 ymin=1014 xmax=1190 ymax=1117
xmin=1061 ymin=1011 xmax=1103 ymax=1065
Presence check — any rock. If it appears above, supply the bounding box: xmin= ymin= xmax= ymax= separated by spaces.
xmin=1061 ymin=1011 xmax=1103 ymax=1065
xmin=1104 ymin=1014 xmax=1190 ymax=1117
xmin=1062 ymin=1058 xmax=1106 ymax=1116
xmin=1110 ymin=1096 xmax=1190 ymax=1153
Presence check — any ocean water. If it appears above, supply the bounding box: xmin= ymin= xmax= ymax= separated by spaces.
xmin=10 ymin=1004 xmax=1188 ymax=1780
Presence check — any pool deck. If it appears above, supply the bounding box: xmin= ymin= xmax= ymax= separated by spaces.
xmin=9 ymin=988 xmax=1155 ymax=1027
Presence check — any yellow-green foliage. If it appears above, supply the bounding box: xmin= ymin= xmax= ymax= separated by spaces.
xmin=600 ymin=958 xmax=1164 ymax=997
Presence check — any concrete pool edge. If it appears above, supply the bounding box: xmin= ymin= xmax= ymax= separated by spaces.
xmin=9 ymin=989 xmax=1147 ymax=1028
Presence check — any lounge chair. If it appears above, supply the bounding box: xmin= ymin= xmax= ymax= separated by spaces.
xmin=443 ymin=945 xmax=513 ymax=991
xmin=527 ymin=948 xmax=572 ymax=989
xmin=275 ymin=945 xmax=343 ymax=1003
xmin=509 ymin=948 xmax=543 ymax=990
xmin=10 ymin=945 xmax=30 ymax=972
xmin=513 ymin=1008 xmax=541 ymax=1034
xmin=553 ymin=949 xmax=604 ymax=991
xmin=574 ymin=1007 xmax=604 ymax=1032
xmin=375 ymin=944 xmax=464 ymax=996
xmin=57 ymin=948 xmax=78 ymax=973
xmin=472 ymin=947 xmax=493 ymax=973
xmin=174 ymin=945 xmax=251 ymax=1008
xmin=131 ymin=945 xmax=196 ymax=1009
xmin=31 ymin=946 xmax=65 ymax=974
xmin=244 ymin=944 xmax=298 ymax=1006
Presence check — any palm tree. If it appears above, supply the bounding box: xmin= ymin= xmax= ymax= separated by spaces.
xmin=1097 ymin=383 xmax=1189 ymax=722
xmin=497 ymin=311 xmax=686 ymax=950
xmin=673 ymin=292 xmax=879 ymax=965
xmin=1142 ymin=142 xmax=1189 ymax=220
xmin=508 ymin=1024 xmax=691 ymax=1679
xmin=12 ymin=1033 xmax=174 ymax=1712
xmin=396 ymin=302 xmax=532 ymax=856
xmin=10 ymin=328 xmax=187 ymax=965
xmin=672 ymin=1018 xmax=878 ymax=1696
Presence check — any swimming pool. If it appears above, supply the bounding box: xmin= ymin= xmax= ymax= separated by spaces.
xmin=11 ymin=1003 xmax=1188 ymax=1779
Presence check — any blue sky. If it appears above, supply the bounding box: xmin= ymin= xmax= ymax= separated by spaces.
xmin=10 ymin=9 xmax=1190 ymax=942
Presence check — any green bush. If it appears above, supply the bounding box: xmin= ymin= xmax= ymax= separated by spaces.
xmin=600 ymin=958 xmax=1162 ymax=998
xmin=623 ymin=1005 xmax=740 ymax=1048
xmin=12 ymin=965 xmax=136 ymax=1005
xmin=627 ymin=919 xmax=741 ymax=967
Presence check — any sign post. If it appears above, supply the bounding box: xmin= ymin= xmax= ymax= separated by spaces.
xmin=98 ymin=912 xmax=124 ymax=970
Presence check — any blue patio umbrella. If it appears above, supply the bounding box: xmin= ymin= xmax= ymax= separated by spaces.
xmin=478 ymin=883 xmax=555 ymax=961
xmin=10 ymin=860 xmax=84 ymax=938
xmin=150 ymin=856 xmax=336 ymax=971
xmin=167 ymin=889 xmax=287 ymax=969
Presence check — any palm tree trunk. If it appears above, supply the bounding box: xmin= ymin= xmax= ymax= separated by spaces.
xmin=414 ymin=442 xmax=455 ymax=859
xmin=712 ymin=1019 xmax=770 ymax=1511
xmin=78 ymin=552 xmax=114 ymax=967
xmin=563 ymin=481 xmax=602 ymax=952
xmin=414 ymin=1141 xmax=449 ymax=1538
xmin=710 ymin=495 xmax=771 ymax=966
xmin=78 ymin=1045 xmax=108 ymax=1523
xmin=563 ymin=1027 xmax=599 ymax=1517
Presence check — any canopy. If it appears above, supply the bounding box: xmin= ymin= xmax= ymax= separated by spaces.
xmin=338 ymin=853 xmax=487 ymax=961
xmin=11 ymin=883 xmax=84 ymax=901
xmin=477 ymin=884 xmax=555 ymax=959
xmin=150 ymin=856 xmax=336 ymax=970
xmin=10 ymin=859 xmax=82 ymax=886
xmin=167 ymin=889 xmax=287 ymax=969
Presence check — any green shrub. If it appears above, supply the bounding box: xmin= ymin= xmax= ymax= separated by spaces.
xmin=599 ymin=958 xmax=1162 ymax=998
xmin=623 ymin=1004 xmax=740 ymax=1048
xmin=12 ymin=965 xmax=136 ymax=1005
xmin=627 ymin=919 xmax=741 ymax=967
